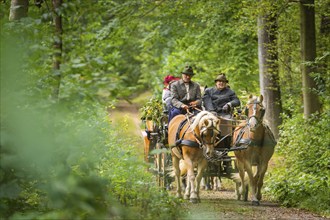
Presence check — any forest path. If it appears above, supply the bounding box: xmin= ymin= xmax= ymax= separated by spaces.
xmin=112 ymin=100 xmax=327 ymax=220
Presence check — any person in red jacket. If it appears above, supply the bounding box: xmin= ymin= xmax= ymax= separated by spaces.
xmin=162 ymin=75 xmax=180 ymax=112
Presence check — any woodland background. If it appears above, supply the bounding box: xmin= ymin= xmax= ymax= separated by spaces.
xmin=0 ymin=0 xmax=329 ymax=219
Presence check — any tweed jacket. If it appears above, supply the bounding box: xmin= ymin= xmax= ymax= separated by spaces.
xmin=170 ymin=79 xmax=202 ymax=109
xmin=203 ymin=87 xmax=240 ymax=113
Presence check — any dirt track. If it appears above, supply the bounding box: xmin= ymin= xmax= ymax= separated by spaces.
xmin=180 ymin=190 xmax=326 ymax=220
xmin=114 ymin=100 xmax=328 ymax=220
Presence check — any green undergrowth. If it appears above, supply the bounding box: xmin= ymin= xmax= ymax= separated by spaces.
xmin=264 ymin=112 xmax=330 ymax=217
xmin=0 ymin=96 xmax=184 ymax=219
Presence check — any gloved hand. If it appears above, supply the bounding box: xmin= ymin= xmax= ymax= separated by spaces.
xmin=222 ymin=103 xmax=231 ymax=113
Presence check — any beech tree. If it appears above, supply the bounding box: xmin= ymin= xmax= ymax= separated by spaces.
xmin=300 ymin=0 xmax=321 ymax=117
xmin=51 ymin=0 xmax=62 ymax=100
xmin=257 ymin=1 xmax=282 ymax=139
xmin=9 ymin=0 xmax=28 ymax=21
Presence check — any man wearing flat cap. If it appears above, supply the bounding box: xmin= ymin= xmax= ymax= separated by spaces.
xmin=168 ymin=66 xmax=202 ymax=122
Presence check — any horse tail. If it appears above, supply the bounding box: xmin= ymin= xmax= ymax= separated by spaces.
xmin=167 ymin=159 xmax=187 ymax=177
xmin=231 ymin=172 xmax=249 ymax=185
xmin=179 ymin=160 xmax=187 ymax=176
xmin=167 ymin=166 xmax=175 ymax=177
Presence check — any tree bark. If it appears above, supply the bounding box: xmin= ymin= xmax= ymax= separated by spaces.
xmin=258 ymin=10 xmax=282 ymax=140
xmin=299 ymin=0 xmax=321 ymax=117
xmin=9 ymin=0 xmax=29 ymax=21
xmin=51 ymin=0 xmax=63 ymax=100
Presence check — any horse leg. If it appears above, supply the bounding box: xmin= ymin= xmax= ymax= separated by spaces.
xmin=203 ymin=176 xmax=211 ymax=190
xmin=184 ymin=174 xmax=191 ymax=200
xmin=256 ymin=164 xmax=268 ymax=201
xmin=245 ymin=164 xmax=259 ymax=205
xmin=236 ymin=161 xmax=246 ymax=201
xmin=253 ymin=167 xmax=259 ymax=196
xmin=172 ymin=156 xmax=182 ymax=198
xmin=201 ymin=177 xmax=206 ymax=190
xmin=185 ymin=159 xmax=199 ymax=203
xmin=183 ymin=159 xmax=193 ymax=200
xmin=214 ymin=176 xmax=221 ymax=191
xmin=195 ymin=159 xmax=207 ymax=202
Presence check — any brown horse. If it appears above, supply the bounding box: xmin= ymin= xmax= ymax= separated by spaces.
xmin=142 ymin=120 xmax=156 ymax=163
xmin=168 ymin=111 xmax=220 ymax=203
xmin=232 ymin=95 xmax=277 ymax=205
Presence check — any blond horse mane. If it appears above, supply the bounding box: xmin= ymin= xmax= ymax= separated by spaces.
xmin=189 ymin=111 xmax=218 ymax=131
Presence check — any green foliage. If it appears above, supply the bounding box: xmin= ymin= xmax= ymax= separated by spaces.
xmin=0 ymin=87 xmax=184 ymax=220
xmin=140 ymin=96 xmax=164 ymax=126
xmin=0 ymin=34 xmax=184 ymax=219
xmin=1 ymin=0 xmax=330 ymax=217
xmin=265 ymin=112 xmax=330 ymax=216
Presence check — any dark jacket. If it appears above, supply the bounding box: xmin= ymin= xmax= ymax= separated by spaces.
xmin=203 ymin=87 xmax=240 ymax=113
xmin=170 ymin=79 xmax=202 ymax=109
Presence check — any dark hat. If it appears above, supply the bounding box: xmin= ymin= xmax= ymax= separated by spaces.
xmin=214 ymin=74 xmax=228 ymax=83
xmin=181 ymin=66 xmax=194 ymax=76
xmin=163 ymin=75 xmax=180 ymax=84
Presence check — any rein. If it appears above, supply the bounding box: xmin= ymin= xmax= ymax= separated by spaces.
xmin=174 ymin=112 xmax=220 ymax=150
xmin=245 ymin=100 xmax=265 ymax=128
xmin=234 ymin=99 xmax=265 ymax=147
xmin=198 ymin=118 xmax=221 ymax=146
xmin=233 ymin=123 xmax=251 ymax=147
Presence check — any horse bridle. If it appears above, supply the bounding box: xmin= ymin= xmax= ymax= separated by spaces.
xmin=245 ymin=100 xmax=265 ymax=128
xmin=195 ymin=116 xmax=221 ymax=148
xmin=233 ymin=100 xmax=265 ymax=148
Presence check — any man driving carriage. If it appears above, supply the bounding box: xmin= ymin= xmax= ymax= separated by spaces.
xmin=203 ymin=73 xmax=241 ymax=173
xmin=168 ymin=66 xmax=202 ymax=122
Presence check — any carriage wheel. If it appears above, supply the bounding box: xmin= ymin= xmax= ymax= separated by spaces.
xmin=154 ymin=142 xmax=173 ymax=190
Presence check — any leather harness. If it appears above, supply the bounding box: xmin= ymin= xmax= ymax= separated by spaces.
xmin=171 ymin=115 xmax=201 ymax=157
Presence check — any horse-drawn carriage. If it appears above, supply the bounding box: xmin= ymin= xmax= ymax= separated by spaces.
xmin=141 ymin=95 xmax=276 ymax=205
xmin=141 ymin=101 xmax=246 ymax=189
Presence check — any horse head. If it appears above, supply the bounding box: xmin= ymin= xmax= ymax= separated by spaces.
xmin=190 ymin=111 xmax=221 ymax=157
xmin=245 ymin=95 xmax=265 ymax=131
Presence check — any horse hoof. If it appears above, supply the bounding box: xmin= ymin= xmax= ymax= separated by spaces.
xmin=190 ymin=198 xmax=198 ymax=204
xmin=251 ymin=200 xmax=260 ymax=206
xmin=176 ymin=194 xmax=183 ymax=199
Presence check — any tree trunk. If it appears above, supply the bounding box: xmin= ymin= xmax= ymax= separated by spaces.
xmin=51 ymin=0 xmax=63 ymax=100
xmin=9 ymin=0 xmax=29 ymax=21
xmin=258 ymin=10 xmax=282 ymax=140
xmin=299 ymin=0 xmax=321 ymax=117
